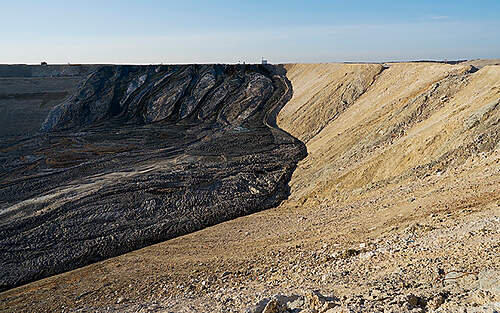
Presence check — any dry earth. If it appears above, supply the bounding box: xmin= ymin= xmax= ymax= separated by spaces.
xmin=1 ymin=61 xmax=499 ymax=312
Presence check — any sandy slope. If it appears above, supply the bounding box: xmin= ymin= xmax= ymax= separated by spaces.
xmin=281 ymin=62 xmax=499 ymax=201
xmin=277 ymin=63 xmax=383 ymax=143
xmin=1 ymin=62 xmax=499 ymax=312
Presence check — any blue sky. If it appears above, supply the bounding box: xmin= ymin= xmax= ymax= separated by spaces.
xmin=1 ymin=0 xmax=499 ymax=64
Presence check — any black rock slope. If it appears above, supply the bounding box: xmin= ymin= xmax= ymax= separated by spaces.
xmin=0 ymin=64 xmax=306 ymax=291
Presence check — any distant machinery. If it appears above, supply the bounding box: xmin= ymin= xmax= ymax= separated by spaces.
xmin=261 ymin=57 xmax=268 ymax=65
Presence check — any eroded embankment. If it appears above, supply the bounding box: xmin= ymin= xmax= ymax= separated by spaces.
xmin=0 ymin=64 xmax=306 ymax=291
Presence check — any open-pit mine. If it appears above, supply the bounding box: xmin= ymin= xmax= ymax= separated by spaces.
xmin=1 ymin=60 xmax=499 ymax=312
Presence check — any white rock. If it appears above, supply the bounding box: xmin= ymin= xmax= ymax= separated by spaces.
xmin=479 ymin=269 xmax=500 ymax=296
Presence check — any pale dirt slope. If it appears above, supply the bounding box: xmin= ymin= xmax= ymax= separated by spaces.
xmin=1 ymin=62 xmax=499 ymax=312
xmin=281 ymin=62 xmax=499 ymax=201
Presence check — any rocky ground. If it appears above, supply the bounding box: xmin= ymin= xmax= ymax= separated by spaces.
xmin=2 ymin=149 xmax=496 ymax=312
xmin=0 ymin=61 xmax=499 ymax=312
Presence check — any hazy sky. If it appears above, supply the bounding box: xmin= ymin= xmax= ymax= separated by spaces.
xmin=1 ymin=0 xmax=500 ymax=64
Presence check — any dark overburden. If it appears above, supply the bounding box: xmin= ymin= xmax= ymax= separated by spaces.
xmin=0 ymin=64 xmax=306 ymax=291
